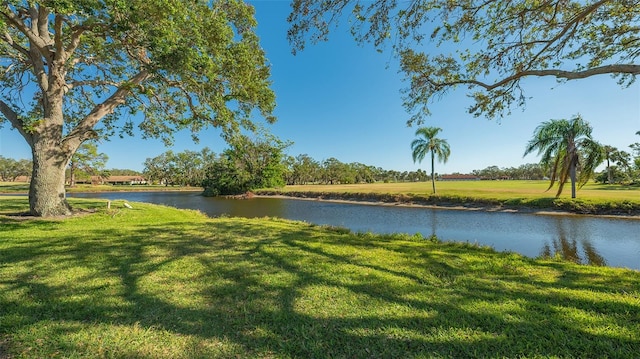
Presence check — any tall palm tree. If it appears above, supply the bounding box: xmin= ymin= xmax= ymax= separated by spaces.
xmin=524 ymin=115 xmax=603 ymax=198
xmin=411 ymin=127 xmax=451 ymax=194
xmin=602 ymin=145 xmax=617 ymax=184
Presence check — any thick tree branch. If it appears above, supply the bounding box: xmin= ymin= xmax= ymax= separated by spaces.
xmin=37 ymin=6 xmax=51 ymax=45
xmin=0 ymin=99 xmax=32 ymax=145
xmin=0 ymin=4 xmax=53 ymax=60
xmin=30 ymin=46 xmax=48 ymax=92
xmin=2 ymin=4 xmax=50 ymax=91
xmin=53 ymin=14 xmax=65 ymax=62
xmin=435 ymin=64 xmax=640 ymax=91
xmin=63 ymin=70 xmax=153 ymax=149
xmin=65 ymin=26 xmax=86 ymax=58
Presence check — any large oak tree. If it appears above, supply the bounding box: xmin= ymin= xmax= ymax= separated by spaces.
xmin=288 ymin=0 xmax=639 ymax=123
xmin=1 ymin=0 xmax=275 ymax=216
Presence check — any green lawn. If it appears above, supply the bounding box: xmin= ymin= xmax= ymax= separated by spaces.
xmin=1 ymin=196 xmax=639 ymax=358
xmin=0 ymin=182 xmax=30 ymax=193
xmin=269 ymin=180 xmax=639 ymax=200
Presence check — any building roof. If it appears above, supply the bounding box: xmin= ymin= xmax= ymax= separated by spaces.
xmin=440 ymin=174 xmax=480 ymax=180
xmin=90 ymin=175 xmax=146 ymax=182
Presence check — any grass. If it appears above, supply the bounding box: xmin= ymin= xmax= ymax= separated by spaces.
xmin=257 ymin=181 xmax=640 ymax=215
xmin=1 ymin=196 xmax=639 ymax=358
xmin=0 ymin=182 xmax=201 ymax=194
xmin=0 ymin=182 xmax=30 ymax=193
xmin=262 ymin=180 xmax=640 ymax=200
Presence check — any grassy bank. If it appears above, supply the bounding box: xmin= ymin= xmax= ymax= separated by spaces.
xmin=0 ymin=182 xmax=202 ymax=194
xmin=1 ymin=196 xmax=639 ymax=358
xmin=257 ymin=181 xmax=640 ymax=216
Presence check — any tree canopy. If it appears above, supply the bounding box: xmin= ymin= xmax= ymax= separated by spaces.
xmin=67 ymin=142 xmax=108 ymax=186
xmin=288 ymin=0 xmax=640 ymax=123
xmin=0 ymin=0 xmax=276 ymax=216
xmin=143 ymin=148 xmax=214 ymax=187
xmin=0 ymin=155 xmax=31 ymax=181
xmin=202 ymin=133 xmax=289 ymax=196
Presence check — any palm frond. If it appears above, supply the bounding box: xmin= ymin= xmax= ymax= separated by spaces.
xmin=524 ymin=116 xmax=599 ymax=198
xmin=546 ymin=155 xmax=561 ymax=192
xmin=432 ymin=138 xmax=451 ymax=163
xmin=578 ymin=139 xmax=604 ymax=188
xmin=411 ymin=126 xmax=448 ymax=165
xmin=555 ymin=154 xmax=572 ymax=197
xmin=411 ymin=139 xmax=427 ymax=163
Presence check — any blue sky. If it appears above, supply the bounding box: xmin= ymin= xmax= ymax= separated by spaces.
xmin=1 ymin=2 xmax=639 ymax=174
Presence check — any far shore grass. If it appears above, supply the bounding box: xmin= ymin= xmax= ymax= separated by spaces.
xmin=271 ymin=180 xmax=639 ymax=201
xmin=257 ymin=181 xmax=640 ymax=216
xmin=1 ymin=196 xmax=639 ymax=358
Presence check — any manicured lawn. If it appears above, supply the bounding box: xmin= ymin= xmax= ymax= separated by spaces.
xmin=1 ymin=196 xmax=638 ymax=358
xmin=0 ymin=182 xmax=30 ymax=193
xmin=273 ymin=180 xmax=639 ymax=201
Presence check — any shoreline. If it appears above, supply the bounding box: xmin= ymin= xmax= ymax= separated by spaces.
xmin=254 ymin=193 xmax=640 ymax=220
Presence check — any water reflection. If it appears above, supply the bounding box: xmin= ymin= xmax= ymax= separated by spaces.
xmin=582 ymin=240 xmax=608 ymax=266
xmin=430 ymin=208 xmax=437 ymax=238
xmin=539 ymin=218 xmax=607 ymax=266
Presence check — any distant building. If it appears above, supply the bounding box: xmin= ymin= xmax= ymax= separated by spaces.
xmin=90 ymin=175 xmax=148 ymax=185
xmin=439 ymin=174 xmax=481 ymax=181
xmin=13 ymin=175 xmax=31 ymax=183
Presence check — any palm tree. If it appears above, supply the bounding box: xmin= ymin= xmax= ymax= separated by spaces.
xmin=602 ymin=145 xmax=617 ymax=184
xmin=411 ymin=127 xmax=451 ymax=194
xmin=524 ymin=115 xmax=603 ymax=198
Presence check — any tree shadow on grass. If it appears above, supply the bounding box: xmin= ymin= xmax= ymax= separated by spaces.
xmin=0 ymin=184 xmax=29 ymax=193
xmin=1 ymin=216 xmax=639 ymax=357
xmin=0 ymin=216 xmax=63 ymax=233
xmin=0 ymin=196 xmax=30 ymax=216
xmin=588 ymin=184 xmax=640 ymax=191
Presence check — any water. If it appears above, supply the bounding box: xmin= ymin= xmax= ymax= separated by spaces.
xmin=67 ymin=191 xmax=640 ymax=270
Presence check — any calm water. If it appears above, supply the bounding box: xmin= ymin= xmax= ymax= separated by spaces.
xmin=67 ymin=191 xmax=640 ymax=270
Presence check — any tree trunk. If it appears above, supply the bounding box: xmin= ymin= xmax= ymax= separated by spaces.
xmin=431 ymin=151 xmax=436 ymax=194
xmin=570 ymin=161 xmax=577 ymax=199
xmin=606 ymin=158 xmax=612 ymax=184
xmin=28 ymin=137 xmax=73 ymax=217
xmin=25 ymin=53 xmax=90 ymax=216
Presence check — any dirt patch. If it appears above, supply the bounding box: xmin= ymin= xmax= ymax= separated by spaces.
xmin=0 ymin=335 xmax=12 ymax=359
xmin=223 ymin=191 xmax=255 ymax=200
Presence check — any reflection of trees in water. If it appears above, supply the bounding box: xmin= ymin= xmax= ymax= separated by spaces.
xmin=430 ymin=209 xmax=437 ymax=238
xmin=582 ymin=240 xmax=607 ymax=267
xmin=539 ymin=218 xmax=607 ymax=266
